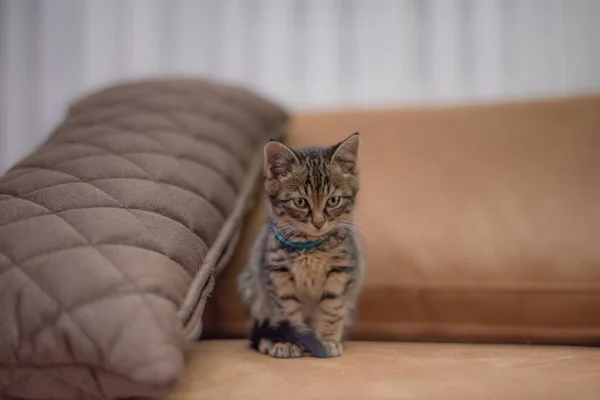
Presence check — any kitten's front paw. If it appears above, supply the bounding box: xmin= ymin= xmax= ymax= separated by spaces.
xmin=258 ymin=339 xmax=303 ymax=358
xmin=322 ymin=340 xmax=344 ymax=357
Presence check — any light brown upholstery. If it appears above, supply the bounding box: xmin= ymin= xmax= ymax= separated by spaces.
xmin=203 ymin=95 xmax=600 ymax=346
xmin=170 ymin=340 xmax=600 ymax=400
xmin=182 ymin=96 xmax=600 ymax=400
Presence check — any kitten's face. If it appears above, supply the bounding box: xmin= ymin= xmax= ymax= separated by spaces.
xmin=264 ymin=133 xmax=360 ymax=237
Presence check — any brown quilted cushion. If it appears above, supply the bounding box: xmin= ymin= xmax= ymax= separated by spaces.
xmin=0 ymin=79 xmax=287 ymax=399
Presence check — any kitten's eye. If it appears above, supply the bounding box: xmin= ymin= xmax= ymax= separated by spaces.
xmin=327 ymin=196 xmax=341 ymax=207
xmin=292 ymin=198 xmax=307 ymax=208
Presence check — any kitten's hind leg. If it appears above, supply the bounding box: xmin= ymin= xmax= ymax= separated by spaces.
xmin=250 ymin=320 xmax=303 ymax=358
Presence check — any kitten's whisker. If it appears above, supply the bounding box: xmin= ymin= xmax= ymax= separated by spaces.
xmin=271 ymin=223 xmax=302 ymax=239
xmin=266 ymin=221 xmax=296 ymax=237
xmin=344 ymin=224 xmax=368 ymax=237
xmin=338 ymin=221 xmax=369 ymax=242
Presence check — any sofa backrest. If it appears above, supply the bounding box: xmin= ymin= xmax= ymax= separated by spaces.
xmin=204 ymin=96 xmax=600 ymax=346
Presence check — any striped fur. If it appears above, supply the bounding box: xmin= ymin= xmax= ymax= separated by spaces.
xmin=238 ymin=133 xmax=365 ymax=358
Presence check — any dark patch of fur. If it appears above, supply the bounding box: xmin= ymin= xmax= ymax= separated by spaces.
xmin=250 ymin=320 xmax=329 ymax=358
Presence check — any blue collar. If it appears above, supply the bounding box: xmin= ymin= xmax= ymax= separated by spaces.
xmin=270 ymin=220 xmax=330 ymax=251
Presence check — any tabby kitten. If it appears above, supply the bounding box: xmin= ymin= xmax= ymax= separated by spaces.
xmin=238 ymin=133 xmax=365 ymax=358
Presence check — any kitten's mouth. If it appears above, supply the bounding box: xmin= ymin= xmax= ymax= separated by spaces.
xmin=302 ymin=224 xmax=333 ymax=238
xmin=272 ymin=219 xmax=334 ymax=239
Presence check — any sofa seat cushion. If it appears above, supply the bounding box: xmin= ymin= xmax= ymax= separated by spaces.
xmin=203 ymin=96 xmax=600 ymax=345
xmin=170 ymin=340 xmax=600 ymax=400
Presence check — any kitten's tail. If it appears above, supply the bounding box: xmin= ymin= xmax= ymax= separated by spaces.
xmin=280 ymin=323 xmax=329 ymax=358
xmin=251 ymin=320 xmax=329 ymax=358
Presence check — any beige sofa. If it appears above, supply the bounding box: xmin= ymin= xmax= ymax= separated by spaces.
xmin=171 ymin=96 xmax=600 ymax=399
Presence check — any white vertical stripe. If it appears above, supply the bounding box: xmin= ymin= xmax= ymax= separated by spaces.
xmin=545 ymin=0 xmax=567 ymax=95
xmin=352 ymin=0 xmax=423 ymax=105
xmin=0 ymin=0 xmax=39 ymax=170
xmin=351 ymin=0 xmax=375 ymax=105
xmin=82 ymin=0 xmax=122 ymax=91
xmin=429 ymin=0 xmax=465 ymax=101
xmin=390 ymin=0 xmax=423 ymax=102
xmin=255 ymin=0 xmax=295 ymax=107
xmin=121 ymin=0 xmax=165 ymax=78
xmin=563 ymin=0 xmax=600 ymax=94
xmin=303 ymin=0 xmax=343 ymax=107
xmin=38 ymin=0 xmax=84 ymax=139
xmin=218 ymin=1 xmax=248 ymax=84
xmin=505 ymin=0 xmax=566 ymax=98
xmin=0 ymin=0 xmax=6 ymax=168
xmin=351 ymin=0 xmax=381 ymax=105
xmin=471 ymin=0 xmax=502 ymax=99
xmin=587 ymin=0 xmax=600 ymax=92
xmin=169 ymin=0 xmax=216 ymax=75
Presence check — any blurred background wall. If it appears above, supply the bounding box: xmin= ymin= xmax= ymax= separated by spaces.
xmin=1 ymin=0 xmax=599 ymax=171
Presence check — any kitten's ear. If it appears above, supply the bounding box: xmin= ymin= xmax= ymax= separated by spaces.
xmin=331 ymin=132 xmax=360 ymax=173
xmin=264 ymin=140 xmax=299 ymax=178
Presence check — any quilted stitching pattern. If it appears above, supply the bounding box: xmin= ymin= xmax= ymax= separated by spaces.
xmin=0 ymin=79 xmax=287 ymax=399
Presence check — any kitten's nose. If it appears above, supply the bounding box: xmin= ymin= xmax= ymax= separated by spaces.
xmin=312 ymin=215 xmax=325 ymax=229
